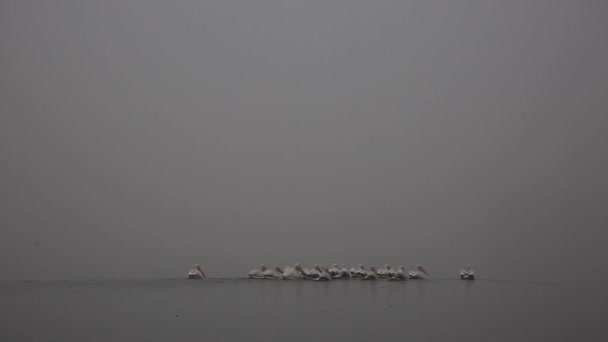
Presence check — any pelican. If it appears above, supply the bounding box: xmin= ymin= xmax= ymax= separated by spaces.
xmin=460 ymin=265 xmax=475 ymax=280
xmin=363 ymin=266 xmax=379 ymax=280
xmin=315 ymin=265 xmax=332 ymax=281
xmin=282 ymin=263 xmax=305 ymax=280
xmin=309 ymin=264 xmax=324 ymax=280
xmin=187 ymin=264 xmax=206 ymax=279
xmin=248 ymin=264 xmax=267 ymax=279
xmin=263 ymin=265 xmax=284 ymax=279
xmin=328 ymin=264 xmax=341 ymax=278
xmin=389 ymin=266 xmax=407 ymax=281
xmin=378 ymin=264 xmax=394 ymax=278
xmin=386 ymin=265 xmax=397 ymax=278
xmin=408 ymin=264 xmax=429 ymax=279
xmin=294 ymin=263 xmax=306 ymax=277
xmin=377 ymin=265 xmax=387 ymax=278
xmin=301 ymin=266 xmax=312 ymax=278
xmin=302 ymin=264 xmax=321 ymax=279
xmin=352 ymin=264 xmax=367 ymax=279
xmin=334 ymin=264 xmax=351 ymax=279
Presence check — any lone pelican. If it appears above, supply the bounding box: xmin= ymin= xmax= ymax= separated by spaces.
xmin=460 ymin=265 xmax=475 ymax=280
xmin=187 ymin=264 xmax=206 ymax=279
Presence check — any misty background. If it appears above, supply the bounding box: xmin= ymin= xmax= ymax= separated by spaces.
xmin=1 ymin=0 xmax=607 ymax=281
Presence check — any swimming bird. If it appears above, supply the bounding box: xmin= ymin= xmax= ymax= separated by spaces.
xmin=352 ymin=264 xmax=367 ymax=279
xmin=328 ymin=264 xmax=341 ymax=278
xmin=389 ymin=266 xmax=407 ymax=281
xmin=378 ymin=264 xmax=395 ymax=278
xmin=313 ymin=265 xmax=324 ymax=279
xmin=408 ymin=264 xmax=429 ymax=279
xmin=263 ymin=265 xmax=284 ymax=279
xmin=187 ymin=264 xmax=206 ymax=279
xmin=294 ymin=263 xmax=306 ymax=277
xmin=248 ymin=264 xmax=267 ymax=279
xmin=460 ymin=265 xmax=475 ymax=280
xmin=363 ymin=266 xmax=379 ymax=280
xmin=282 ymin=264 xmax=305 ymax=280
xmin=377 ymin=265 xmax=387 ymax=278
xmin=302 ymin=264 xmax=321 ymax=279
xmin=334 ymin=264 xmax=351 ymax=279
xmin=386 ymin=265 xmax=397 ymax=278
xmin=315 ymin=266 xmax=332 ymax=281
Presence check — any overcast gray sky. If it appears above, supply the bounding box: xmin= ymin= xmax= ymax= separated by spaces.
xmin=1 ymin=0 xmax=607 ymax=280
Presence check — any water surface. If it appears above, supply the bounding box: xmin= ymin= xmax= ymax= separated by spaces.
xmin=1 ymin=278 xmax=606 ymax=341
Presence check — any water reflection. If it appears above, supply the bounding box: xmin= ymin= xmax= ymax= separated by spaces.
xmin=294 ymin=280 xmax=304 ymax=303
xmin=463 ymin=278 xmax=474 ymax=298
xmin=369 ymin=281 xmax=378 ymax=304
xmin=2 ymin=278 xmax=599 ymax=342
xmin=386 ymin=281 xmax=407 ymax=306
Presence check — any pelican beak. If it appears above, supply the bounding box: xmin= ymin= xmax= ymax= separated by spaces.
xmin=418 ymin=265 xmax=429 ymax=275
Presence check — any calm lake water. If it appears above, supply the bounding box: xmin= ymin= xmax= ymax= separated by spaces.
xmin=1 ymin=278 xmax=606 ymax=341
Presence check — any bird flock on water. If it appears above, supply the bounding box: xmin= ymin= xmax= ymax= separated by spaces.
xmin=247 ymin=263 xmax=432 ymax=281
xmin=188 ymin=264 xmax=475 ymax=280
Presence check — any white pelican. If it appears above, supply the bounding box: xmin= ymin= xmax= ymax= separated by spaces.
xmin=352 ymin=264 xmax=367 ymax=279
xmin=248 ymin=264 xmax=267 ymax=279
xmin=386 ymin=265 xmax=397 ymax=278
xmin=363 ymin=266 xmax=379 ymax=280
xmin=389 ymin=266 xmax=407 ymax=281
xmin=315 ymin=265 xmax=332 ymax=281
xmin=328 ymin=264 xmax=341 ymax=278
xmin=282 ymin=263 xmax=305 ymax=280
xmin=334 ymin=264 xmax=351 ymax=279
xmin=295 ymin=263 xmax=306 ymax=277
xmin=378 ymin=264 xmax=394 ymax=278
xmin=263 ymin=265 xmax=284 ymax=279
xmin=309 ymin=264 xmax=323 ymax=279
xmin=377 ymin=265 xmax=387 ymax=278
xmin=298 ymin=265 xmax=316 ymax=279
xmin=460 ymin=265 xmax=475 ymax=280
xmin=187 ymin=264 xmax=206 ymax=279
xmin=303 ymin=264 xmax=317 ymax=279
xmin=408 ymin=264 xmax=429 ymax=279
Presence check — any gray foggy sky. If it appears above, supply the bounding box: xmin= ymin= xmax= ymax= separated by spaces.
xmin=1 ymin=0 xmax=607 ymax=280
